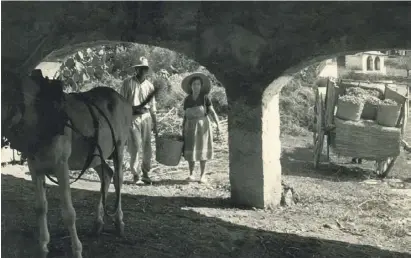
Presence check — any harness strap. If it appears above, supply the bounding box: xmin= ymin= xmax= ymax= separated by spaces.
xmin=45 ymin=117 xmax=101 ymax=185
xmin=45 ymin=95 xmax=115 ymax=186
xmin=76 ymin=96 xmax=120 ymax=217
xmin=44 ymin=118 xmax=100 ymax=185
xmin=44 ymin=94 xmax=120 ymax=217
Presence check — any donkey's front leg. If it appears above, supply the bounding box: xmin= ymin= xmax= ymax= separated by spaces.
xmin=55 ymin=162 xmax=83 ymax=258
xmin=113 ymin=147 xmax=125 ymax=237
xmin=28 ymin=162 xmax=50 ymax=258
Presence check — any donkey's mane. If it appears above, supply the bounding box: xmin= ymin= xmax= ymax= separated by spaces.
xmin=28 ymin=74 xmax=69 ymax=155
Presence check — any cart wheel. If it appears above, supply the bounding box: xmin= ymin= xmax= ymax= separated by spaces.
xmin=312 ymin=91 xmax=318 ymax=147
xmin=326 ymin=134 xmax=331 ymax=161
xmin=313 ymin=131 xmax=317 ymax=147
xmin=376 ymin=156 xmax=398 ymax=178
xmin=313 ymin=97 xmax=325 ymax=169
xmin=402 ymin=140 xmax=411 ymax=153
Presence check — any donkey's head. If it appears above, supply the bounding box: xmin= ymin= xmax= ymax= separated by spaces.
xmin=1 ymin=69 xmax=65 ymax=154
xmin=1 ymin=69 xmax=35 ymax=152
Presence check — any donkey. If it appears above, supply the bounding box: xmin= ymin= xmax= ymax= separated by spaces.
xmin=1 ymin=69 xmax=157 ymax=258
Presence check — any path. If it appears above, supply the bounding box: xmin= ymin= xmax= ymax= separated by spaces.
xmin=2 ymin=120 xmax=410 ymax=257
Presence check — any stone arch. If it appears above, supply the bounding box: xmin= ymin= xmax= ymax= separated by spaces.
xmin=2 ymin=1 xmax=411 ymax=209
xmin=366 ymin=56 xmax=374 ymax=70
xmin=374 ymin=56 xmax=381 ymax=70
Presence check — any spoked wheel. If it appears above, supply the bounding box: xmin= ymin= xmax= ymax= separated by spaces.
xmin=376 ymin=156 xmax=398 ymax=178
xmin=313 ymin=96 xmax=326 ymax=169
xmin=312 ymin=88 xmax=319 ymax=147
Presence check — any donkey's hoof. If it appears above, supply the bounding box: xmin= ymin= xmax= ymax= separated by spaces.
xmin=73 ymin=251 xmax=83 ymax=258
xmin=38 ymin=245 xmax=49 ymax=258
xmin=39 ymin=250 xmax=49 ymax=258
xmin=93 ymin=221 xmax=104 ymax=235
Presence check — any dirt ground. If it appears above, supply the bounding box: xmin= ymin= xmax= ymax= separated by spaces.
xmin=2 ymin=121 xmax=411 ymax=258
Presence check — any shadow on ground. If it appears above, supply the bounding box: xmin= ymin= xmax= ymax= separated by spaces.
xmin=27 ymin=171 xmax=206 ymax=186
xmin=281 ymin=143 xmax=411 ymax=182
xmin=2 ymin=174 xmax=410 ymax=258
xmin=280 ymin=145 xmax=378 ymax=182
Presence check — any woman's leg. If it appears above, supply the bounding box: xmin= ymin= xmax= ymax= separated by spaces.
xmin=199 ymin=160 xmax=207 ymax=183
xmin=186 ymin=161 xmax=196 ymax=181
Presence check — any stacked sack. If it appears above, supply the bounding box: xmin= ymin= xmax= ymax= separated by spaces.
xmin=336 ymin=86 xmax=401 ymax=127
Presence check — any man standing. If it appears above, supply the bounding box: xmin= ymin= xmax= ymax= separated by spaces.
xmin=120 ymin=57 xmax=158 ymax=185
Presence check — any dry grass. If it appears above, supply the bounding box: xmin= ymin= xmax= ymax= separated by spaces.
xmin=2 ymin=121 xmax=411 ymax=258
xmin=280 ymin=79 xmax=315 ymax=136
xmin=340 ymin=69 xmax=411 ymax=84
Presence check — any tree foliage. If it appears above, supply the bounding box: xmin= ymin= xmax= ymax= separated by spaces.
xmin=54 ymin=43 xmax=227 ymax=114
xmin=385 ymin=56 xmax=411 ymax=77
xmin=279 ymin=62 xmax=322 ymax=135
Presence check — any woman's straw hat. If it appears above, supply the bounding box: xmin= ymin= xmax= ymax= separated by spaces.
xmin=181 ymin=72 xmax=211 ymax=94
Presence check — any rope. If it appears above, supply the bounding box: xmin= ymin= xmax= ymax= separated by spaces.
xmin=45 ymin=94 xmax=120 ymax=218
xmin=3 ymin=73 xmax=158 ymax=217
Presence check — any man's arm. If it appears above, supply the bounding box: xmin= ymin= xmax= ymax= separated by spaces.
xmin=149 ymin=96 xmax=158 ymax=137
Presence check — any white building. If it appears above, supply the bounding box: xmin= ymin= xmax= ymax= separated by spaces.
xmin=336 ymin=51 xmax=387 ymax=77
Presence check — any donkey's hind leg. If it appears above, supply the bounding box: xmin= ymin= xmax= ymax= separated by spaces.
xmin=28 ymin=160 xmax=50 ymax=258
xmin=92 ymin=163 xmax=113 ymax=235
xmin=112 ymin=143 xmax=125 ymax=237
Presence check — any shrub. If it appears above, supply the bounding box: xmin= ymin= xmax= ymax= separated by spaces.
xmin=279 ymin=65 xmax=318 ymax=135
xmin=53 ymin=43 xmax=229 ymax=117
xmin=209 ymin=86 xmax=228 ymax=115
xmin=340 ymin=70 xmax=410 ymax=83
xmin=151 ymin=73 xmax=185 ymax=110
xmin=385 ymin=56 xmax=411 ymax=77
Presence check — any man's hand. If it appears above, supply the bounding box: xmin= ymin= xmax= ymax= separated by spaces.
xmin=150 ymin=110 xmax=158 ymax=138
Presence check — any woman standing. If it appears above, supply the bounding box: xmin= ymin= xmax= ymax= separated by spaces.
xmin=181 ymin=73 xmax=220 ymax=183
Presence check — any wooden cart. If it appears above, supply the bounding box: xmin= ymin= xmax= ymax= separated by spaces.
xmin=312 ymin=78 xmax=409 ymax=178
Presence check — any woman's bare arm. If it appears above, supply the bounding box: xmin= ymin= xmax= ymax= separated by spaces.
xmin=208 ymin=106 xmax=220 ymax=126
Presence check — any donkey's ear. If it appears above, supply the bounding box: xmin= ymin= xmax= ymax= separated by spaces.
xmin=31 ymin=69 xmax=44 ymax=78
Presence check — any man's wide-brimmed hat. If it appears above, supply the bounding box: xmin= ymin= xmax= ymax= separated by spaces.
xmin=181 ymin=72 xmax=211 ymax=94
xmin=129 ymin=56 xmax=150 ymax=69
